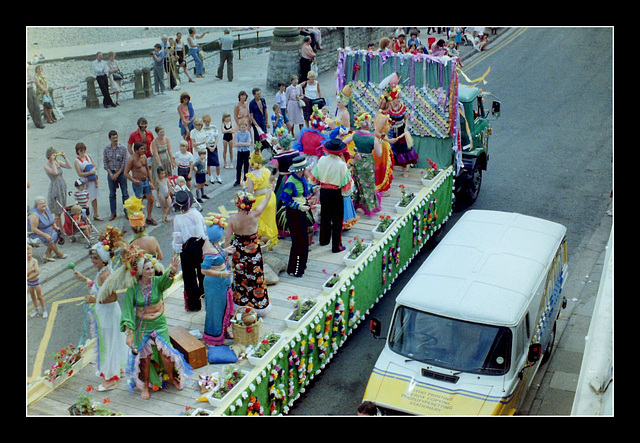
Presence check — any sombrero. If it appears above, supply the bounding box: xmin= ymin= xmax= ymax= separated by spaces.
xmin=322 ymin=138 xmax=348 ymax=155
xmin=288 ymin=155 xmax=310 ymax=172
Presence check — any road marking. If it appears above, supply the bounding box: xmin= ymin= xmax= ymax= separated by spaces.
xmin=218 ymin=205 xmax=237 ymax=217
xmin=27 ymin=278 xmax=85 ymax=314
xmin=464 ymin=28 xmax=528 ymax=71
xmin=28 ymin=296 xmax=86 ymax=383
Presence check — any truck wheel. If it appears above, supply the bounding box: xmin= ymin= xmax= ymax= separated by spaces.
xmin=466 ymin=164 xmax=482 ymax=203
xmin=541 ymin=322 xmax=556 ymax=365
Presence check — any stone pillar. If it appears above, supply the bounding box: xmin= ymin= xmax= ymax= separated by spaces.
xmin=133 ymin=69 xmax=146 ymax=99
xmin=266 ymin=27 xmax=304 ymax=93
xmin=85 ymin=76 xmax=99 ymax=108
xmin=142 ymin=67 xmax=152 ymax=98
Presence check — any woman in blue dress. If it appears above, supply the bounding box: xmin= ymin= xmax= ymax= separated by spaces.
xmin=201 ymin=217 xmax=234 ymax=345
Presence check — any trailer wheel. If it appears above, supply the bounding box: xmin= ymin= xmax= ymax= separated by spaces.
xmin=466 ymin=164 xmax=482 ymax=203
xmin=541 ymin=322 xmax=556 ymax=365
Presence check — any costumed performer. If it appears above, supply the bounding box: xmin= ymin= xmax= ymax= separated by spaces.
xmin=373 ymin=93 xmax=395 ymax=194
xmin=201 ymin=215 xmax=235 ymax=345
xmin=308 ymin=138 xmax=354 ymax=253
xmin=332 ymin=85 xmax=359 ymax=230
xmin=293 ymin=104 xmax=329 ymax=162
xmin=118 ymin=245 xmax=190 ymax=400
xmin=172 ymin=190 xmax=207 ymax=312
xmin=280 ymin=155 xmax=315 ymax=277
xmin=124 ymin=196 xmax=163 ymax=261
xmin=271 ymin=129 xmax=299 ymax=237
xmin=73 ymin=228 xmax=128 ymax=391
xmin=245 ymin=150 xmax=279 ymax=250
xmin=342 ymin=111 xmax=383 ymax=216
xmin=224 ymin=189 xmax=273 ymax=317
xmin=385 ymin=83 xmax=417 ymax=178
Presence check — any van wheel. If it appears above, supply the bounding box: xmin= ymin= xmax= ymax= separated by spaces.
xmin=541 ymin=322 xmax=556 ymax=365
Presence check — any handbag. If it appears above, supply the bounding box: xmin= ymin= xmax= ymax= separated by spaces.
xmin=42 ymin=94 xmax=53 ymax=109
xmin=112 ymin=72 xmax=123 ymax=81
xmin=298 ymin=99 xmax=306 ymax=108
xmin=310 ymin=97 xmax=326 ymax=109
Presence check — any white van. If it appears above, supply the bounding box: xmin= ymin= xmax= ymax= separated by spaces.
xmin=364 ymin=210 xmax=568 ymax=415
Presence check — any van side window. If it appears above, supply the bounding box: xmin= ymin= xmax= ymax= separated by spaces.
xmin=515 ymin=320 xmax=525 ymax=361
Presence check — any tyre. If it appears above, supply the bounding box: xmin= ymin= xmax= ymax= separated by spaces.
xmin=466 ymin=163 xmax=482 ymax=203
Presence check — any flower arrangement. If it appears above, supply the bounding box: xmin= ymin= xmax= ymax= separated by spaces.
xmin=68 ymin=385 xmax=119 ymax=416
xmin=322 ymin=269 xmax=340 ymax=287
xmin=211 ymin=365 xmax=246 ymax=400
xmin=289 ymin=299 xmax=316 ymax=322
xmin=250 ymin=333 xmax=281 ymax=359
xmin=398 ymin=184 xmax=415 ymax=207
xmin=348 ymin=237 xmax=368 ymax=260
xmin=44 ymin=343 xmax=84 ymax=383
xmin=421 ymin=158 xmax=440 ymax=180
xmin=376 ymin=215 xmax=395 ymax=232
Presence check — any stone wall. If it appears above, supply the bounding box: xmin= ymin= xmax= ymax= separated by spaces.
xmin=266 ymin=27 xmax=393 ymax=92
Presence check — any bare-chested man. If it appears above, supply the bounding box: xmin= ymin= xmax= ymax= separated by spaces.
xmin=124 ymin=142 xmax=157 ymax=225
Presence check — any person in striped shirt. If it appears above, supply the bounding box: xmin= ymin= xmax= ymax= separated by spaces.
xmin=74 ymin=179 xmax=91 ymax=218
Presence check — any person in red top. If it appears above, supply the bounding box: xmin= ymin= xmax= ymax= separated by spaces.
xmin=128 ymin=117 xmax=155 ymax=159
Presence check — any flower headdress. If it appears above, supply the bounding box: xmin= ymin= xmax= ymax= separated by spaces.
xmin=250 ymin=149 xmax=266 ymax=169
xmin=234 ymin=191 xmax=256 ymax=212
xmin=204 ymin=214 xmax=228 ymax=229
xmin=275 ymin=127 xmax=289 ymax=139
xmin=337 ymin=84 xmax=353 ymax=105
xmin=96 ymin=243 xmax=164 ymax=302
xmin=309 ymin=105 xmax=327 ymax=131
xmin=204 ymin=214 xmax=227 ymax=244
xmin=123 ymin=196 xmax=145 ymax=227
xmin=354 ymin=111 xmax=373 ymax=130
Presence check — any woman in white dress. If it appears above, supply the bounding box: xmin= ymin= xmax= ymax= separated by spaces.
xmin=74 ymin=242 xmax=129 ymax=391
xmin=285 ymin=75 xmax=305 ymax=136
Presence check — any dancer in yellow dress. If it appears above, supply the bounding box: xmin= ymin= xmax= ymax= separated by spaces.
xmin=245 ymin=150 xmax=279 ymax=250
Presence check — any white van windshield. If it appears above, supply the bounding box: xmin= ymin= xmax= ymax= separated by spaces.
xmin=388 ymin=306 xmax=512 ymax=375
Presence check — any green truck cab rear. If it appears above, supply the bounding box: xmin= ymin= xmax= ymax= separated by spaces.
xmin=456 ymin=85 xmax=501 ymax=204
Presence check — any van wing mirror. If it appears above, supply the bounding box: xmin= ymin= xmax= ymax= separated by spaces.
xmin=527 ymin=343 xmax=542 ymax=363
xmin=491 ymin=100 xmax=501 ymax=118
xmin=370 ymin=318 xmax=382 ymax=338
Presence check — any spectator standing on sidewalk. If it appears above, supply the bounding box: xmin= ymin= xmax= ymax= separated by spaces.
xmin=107 ymin=52 xmax=123 ymax=106
xmin=151 ymin=44 xmax=166 ymax=95
xmin=27 ymin=66 xmax=45 ymax=129
xmin=188 ymin=27 xmax=208 ymax=79
xmin=217 ymin=28 xmax=234 ymax=81
xmin=93 ymin=52 xmax=116 ymax=108
xmin=249 ymin=87 xmax=269 ymax=143
xmin=124 ymin=142 xmax=157 ymax=226
xmin=103 ymin=130 xmax=130 ymax=221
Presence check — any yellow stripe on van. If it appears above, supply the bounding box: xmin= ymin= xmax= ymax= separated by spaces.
xmin=364 ymin=367 xmax=516 ymax=415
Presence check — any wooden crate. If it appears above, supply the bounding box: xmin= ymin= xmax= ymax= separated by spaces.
xmin=169 ymin=326 xmax=207 ymax=370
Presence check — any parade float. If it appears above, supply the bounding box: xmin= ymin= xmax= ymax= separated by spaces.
xmin=27 ymin=48 xmax=500 ymax=417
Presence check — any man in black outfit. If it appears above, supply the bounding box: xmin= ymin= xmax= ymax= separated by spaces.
xmin=93 ymin=52 xmax=116 ymax=108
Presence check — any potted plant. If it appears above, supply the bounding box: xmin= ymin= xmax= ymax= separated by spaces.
xmin=44 ymin=343 xmax=85 ymax=389
xmin=321 ymin=269 xmax=341 ymax=294
xmin=420 ymin=158 xmax=440 ymax=186
xmin=372 ymin=215 xmax=395 ymax=239
xmin=68 ymin=385 xmax=119 ymax=416
xmin=183 ymin=406 xmax=215 ymax=416
xmin=394 ymin=184 xmax=416 ymax=213
xmin=206 ymin=365 xmax=249 ymax=408
xmin=284 ymin=298 xmax=317 ymax=329
xmin=344 ymin=237 xmax=370 ymax=267
xmin=247 ymin=332 xmax=283 ymax=365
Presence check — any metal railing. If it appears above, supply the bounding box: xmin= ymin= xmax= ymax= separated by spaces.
xmin=34 ymin=28 xmax=274 ymax=115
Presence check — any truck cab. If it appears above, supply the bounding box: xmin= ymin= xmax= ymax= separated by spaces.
xmin=456 ymin=86 xmax=500 ymax=204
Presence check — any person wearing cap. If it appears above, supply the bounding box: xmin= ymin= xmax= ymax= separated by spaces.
xmin=280 ymin=155 xmax=315 ymax=277
xmin=73 ymin=234 xmax=128 ymax=392
xmin=308 ymin=139 xmax=354 ymax=253
xmin=172 ymin=190 xmax=207 ymax=311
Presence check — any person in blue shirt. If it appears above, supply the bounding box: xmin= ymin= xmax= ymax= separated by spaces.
xmin=249 ymin=87 xmax=269 ymax=143
xmin=151 ymin=44 xmax=166 ymax=94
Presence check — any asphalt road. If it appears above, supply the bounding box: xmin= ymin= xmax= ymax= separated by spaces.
xmin=287 ymin=27 xmax=613 ymax=415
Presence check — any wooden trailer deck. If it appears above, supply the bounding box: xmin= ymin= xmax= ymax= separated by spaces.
xmin=27 ymin=166 xmax=454 ymax=416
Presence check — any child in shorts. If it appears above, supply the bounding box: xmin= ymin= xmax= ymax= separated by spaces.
xmin=174 ymin=139 xmax=195 ymax=190
xmin=27 ymin=245 xmax=47 ymax=318
xmin=74 ymin=179 xmax=91 ymax=218
xmin=155 ymin=166 xmax=173 ymax=222
xmin=194 ymin=149 xmax=209 ymax=203
xmin=202 ymin=114 xmax=222 ymax=184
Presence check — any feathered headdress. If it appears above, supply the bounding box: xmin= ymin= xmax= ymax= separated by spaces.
xmin=123 ymin=196 xmax=145 ymax=227
xmin=354 ymin=111 xmax=373 ymax=129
